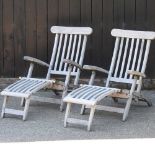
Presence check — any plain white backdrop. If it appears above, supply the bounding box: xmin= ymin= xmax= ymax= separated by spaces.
xmin=0 ymin=139 xmax=155 ymax=155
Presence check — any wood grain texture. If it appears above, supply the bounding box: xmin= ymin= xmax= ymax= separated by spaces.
xmin=146 ymin=0 xmax=155 ymax=78
xmin=124 ymin=0 xmax=136 ymax=29
xmin=81 ymin=0 xmax=92 ymax=66
xmin=36 ymin=0 xmax=48 ymax=76
xmin=14 ymin=0 xmax=26 ymax=76
xmin=25 ymin=0 xmax=37 ymax=58
xmin=102 ymin=0 xmax=114 ymax=70
xmin=92 ymin=0 xmax=103 ymax=66
xmin=47 ymin=0 xmax=58 ymax=62
xmin=0 ymin=0 xmax=3 ymax=76
xmin=0 ymin=0 xmax=155 ymax=78
xmin=70 ymin=0 xmax=81 ymax=26
xmin=3 ymin=0 xmax=14 ymax=77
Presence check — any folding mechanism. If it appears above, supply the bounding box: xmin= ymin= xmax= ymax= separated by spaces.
xmin=63 ymin=29 xmax=155 ymax=131
xmin=1 ymin=26 xmax=92 ymax=120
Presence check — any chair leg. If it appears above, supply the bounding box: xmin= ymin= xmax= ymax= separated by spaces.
xmin=80 ymin=105 xmax=86 ymax=115
xmin=1 ymin=96 xmax=9 ymax=118
xmin=60 ymin=90 xmax=67 ymax=112
xmin=60 ymin=100 xmax=66 ymax=112
xmin=122 ymin=97 xmax=132 ymax=121
xmin=23 ymin=98 xmax=30 ymax=121
xmin=21 ymin=98 xmax=25 ymax=107
xmin=87 ymin=106 xmax=96 ymax=131
xmin=64 ymin=103 xmax=71 ymax=128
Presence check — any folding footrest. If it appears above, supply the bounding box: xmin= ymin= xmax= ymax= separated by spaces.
xmin=1 ymin=77 xmax=53 ymax=98
xmin=1 ymin=77 xmax=54 ymax=120
xmin=63 ymin=85 xmax=120 ymax=106
xmin=66 ymin=118 xmax=88 ymax=126
xmin=4 ymin=108 xmax=24 ymax=116
xmin=63 ymin=85 xmax=120 ymax=131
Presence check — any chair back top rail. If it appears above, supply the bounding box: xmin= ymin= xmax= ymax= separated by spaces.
xmin=111 ymin=29 xmax=155 ymax=40
xmin=51 ymin=26 xmax=93 ymax=35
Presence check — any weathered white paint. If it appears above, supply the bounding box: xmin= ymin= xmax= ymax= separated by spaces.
xmin=63 ymin=29 xmax=155 ymax=131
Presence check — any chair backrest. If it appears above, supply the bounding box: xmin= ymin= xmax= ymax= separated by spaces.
xmin=106 ymin=29 xmax=155 ymax=91
xmin=46 ymin=26 xmax=92 ymax=84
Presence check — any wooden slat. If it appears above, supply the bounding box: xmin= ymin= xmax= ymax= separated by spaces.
xmin=25 ymin=0 xmax=37 ymax=75
xmin=70 ymin=35 xmax=77 ymax=61
xmin=64 ymin=34 xmax=73 ymax=71
xmin=81 ymin=0 xmax=92 ymax=67
xmin=72 ymin=86 xmax=93 ymax=98
xmin=67 ymin=118 xmax=88 ymax=126
xmin=59 ymin=34 xmax=68 ymax=71
xmin=125 ymin=38 xmax=134 ymax=78
xmin=80 ymin=87 xmax=102 ymax=99
xmin=113 ymin=0 xmax=125 ymax=28
xmin=36 ymin=0 xmax=48 ymax=76
xmin=8 ymin=79 xmax=33 ymax=91
xmin=102 ymin=0 xmax=114 ymax=71
xmin=141 ymin=40 xmax=151 ymax=73
xmin=0 ymin=0 xmax=3 ymax=76
xmin=1 ymin=91 xmax=30 ymax=98
xmin=130 ymin=39 xmax=140 ymax=78
xmin=124 ymin=0 xmax=135 ymax=29
xmin=119 ymin=38 xmax=129 ymax=78
xmin=59 ymin=0 xmax=69 ymax=25
xmin=14 ymin=0 xmax=26 ymax=76
xmin=46 ymin=34 xmax=59 ymax=79
xmin=50 ymin=70 xmax=76 ymax=76
xmin=74 ymin=35 xmax=88 ymax=84
xmin=106 ymin=37 xmax=120 ymax=87
xmin=109 ymin=77 xmax=140 ymax=84
xmin=136 ymin=39 xmax=145 ymax=72
xmin=81 ymin=0 xmax=91 ymax=26
xmin=4 ymin=108 xmax=24 ymax=116
xmin=70 ymin=0 xmax=81 ymax=26
xmin=92 ymin=0 xmax=103 ymax=66
xmin=3 ymin=0 xmax=14 ymax=77
xmin=114 ymin=37 xmax=124 ymax=77
xmin=146 ymin=0 xmax=155 ymax=77
xmin=135 ymin=0 xmax=146 ymax=30
xmin=19 ymin=81 xmax=42 ymax=93
xmin=73 ymin=35 xmax=82 ymax=72
xmin=25 ymin=0 xmax=37 ymax=57
xmin=54 ymin=33 xmax=63 ymax=70
xmin=47 ymin=0 xmax=58 ymax=62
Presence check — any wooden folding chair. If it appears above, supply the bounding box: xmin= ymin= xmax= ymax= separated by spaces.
xmin=1 ymin=26 xmax=92 ymax=120
xmin=63 ymin=29 xmax=155 ymax=131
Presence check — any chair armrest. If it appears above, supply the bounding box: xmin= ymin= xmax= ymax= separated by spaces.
xmin=83 ymin=65 xmax=109 ymax=74
xmin=63 ymin=59 xmax=83 ymax=70
xmin=24 ymin=56 xmax=49 ymax=67
xmin=127 ymin=70 xmax=146 ymax=78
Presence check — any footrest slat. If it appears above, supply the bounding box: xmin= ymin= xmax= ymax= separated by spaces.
xmin=67 ymin=118 xmax=88 ymax=126
xmin=4 ymin=108 xmax=24 ymax=116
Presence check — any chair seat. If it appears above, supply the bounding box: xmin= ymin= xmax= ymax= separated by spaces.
xmin=1 ymin=78 xmax=53 ymax=98
xmin=63 ymin=85 xmax=120 ymax=106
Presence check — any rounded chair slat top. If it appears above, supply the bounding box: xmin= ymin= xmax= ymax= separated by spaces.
xmin=51 ymin=26 xmax=93 ymax=35
xmin=111 ymin=29 xmax=155 ymax=40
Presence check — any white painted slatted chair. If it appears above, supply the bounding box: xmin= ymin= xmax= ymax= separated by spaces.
xmin=1 ymin=26 xmax=92 ymax=120
xmin=63 ymin=29 xmax=155 ymax=131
